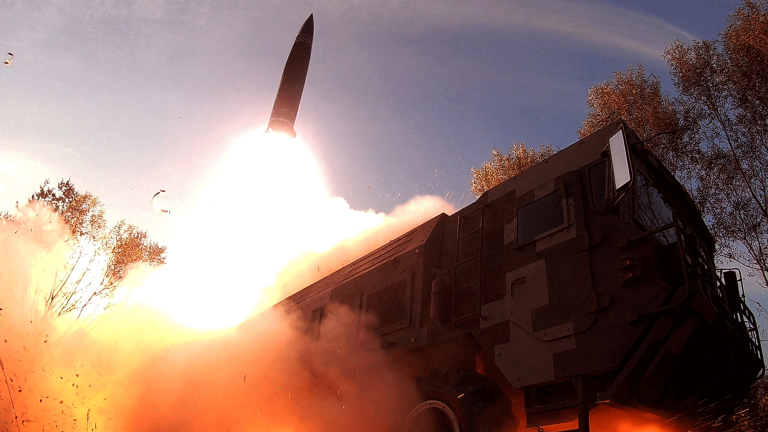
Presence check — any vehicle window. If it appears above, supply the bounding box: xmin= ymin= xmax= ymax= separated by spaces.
xmin=635 ymin=173 xmax=676 ymax=244
xmin=589 ymin=161 xmax=607 ymax=210
xmin=517 ymin=190 xmax=565 ymax=244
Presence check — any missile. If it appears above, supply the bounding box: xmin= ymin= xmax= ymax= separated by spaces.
xmin=265 ymin=14 xmax=314 ymax=138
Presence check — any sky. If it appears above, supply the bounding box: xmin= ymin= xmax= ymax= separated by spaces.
xmin=2 ymin=1 xmax=766 ymax=323
xmin=0 ymin=0 xmax=739 ymax=226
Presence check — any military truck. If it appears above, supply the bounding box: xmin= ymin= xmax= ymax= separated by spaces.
xmin=280 ymin=120 xmax=764 ymax=431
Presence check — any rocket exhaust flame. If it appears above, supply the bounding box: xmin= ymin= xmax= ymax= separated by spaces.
xmin=129 ymin=126 xmax=455 ymax=331
xmin=132 ymin=131 xmax=431 ymax=330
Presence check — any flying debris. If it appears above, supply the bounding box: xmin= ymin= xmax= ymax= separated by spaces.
xmin=3 ymin=53 xmax=13 ymax=65
xmin=265 ymin=14 xmax=314 ymax=138
xmin=152 ymin=189 xmax=171 ymax=214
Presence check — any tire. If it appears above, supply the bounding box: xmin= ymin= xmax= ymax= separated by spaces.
xmin=404 ymin=370 xmax=517 ymax=432
xmin=403 ymin=400 xmax=461 ymax=432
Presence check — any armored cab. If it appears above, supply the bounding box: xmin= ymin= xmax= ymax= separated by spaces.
xmin=281 ymin=120 xmax=764 ymax=431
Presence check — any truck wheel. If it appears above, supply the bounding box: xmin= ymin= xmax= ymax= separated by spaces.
xmin=403 ymin=400 xmax=461 ymax=432
xmin=404 ymin=370 xmax=516 ymax=432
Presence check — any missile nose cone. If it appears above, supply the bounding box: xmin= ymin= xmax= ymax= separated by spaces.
xmin=300 ymin=14 xmax=314 ymax=38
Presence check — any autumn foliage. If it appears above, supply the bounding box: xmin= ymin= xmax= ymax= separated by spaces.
xmin=578 ymin=1 xmax=768 ymax=292
xmin=578 ymin=65 xmax=699 ymax=188
xmin=469 ymin=143 xmax=554 ymax=197
xmin=2 ymin=179 xmax=166 ymax=319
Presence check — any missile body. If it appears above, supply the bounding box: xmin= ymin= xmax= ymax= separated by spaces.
xmin=266 ymin=14 xmax=314 ymax=138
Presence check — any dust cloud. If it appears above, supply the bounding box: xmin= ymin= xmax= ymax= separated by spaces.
xmin=119 ymin=305 xmax=419 ymax=432
xmin=0 ymin=198 xmax=431 ymax=432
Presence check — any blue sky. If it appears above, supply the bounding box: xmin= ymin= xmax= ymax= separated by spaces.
xmin=3 ymin=1 xmax=764 ymax=327
xmin=0 ymin=0 xmax=736 ymax=226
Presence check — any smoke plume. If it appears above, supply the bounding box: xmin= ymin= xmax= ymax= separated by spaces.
xmin=1 ymin=198 xmax=431 ymax=432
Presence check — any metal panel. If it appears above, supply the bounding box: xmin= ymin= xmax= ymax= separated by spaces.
xmin=364 ymin=271 xmax=413 ymax=335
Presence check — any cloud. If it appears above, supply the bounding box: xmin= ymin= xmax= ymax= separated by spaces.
xmin=335 ymin=0 xmax=695 ymax=61
xmin=6 ymin=0 xmax=695 ymax=56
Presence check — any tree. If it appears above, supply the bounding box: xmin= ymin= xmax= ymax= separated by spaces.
xmin=23 ymin=179 xmax=166 ymax=318
xmin=664 ymin=0 xmax=768 ymax=289
xmin=470 ymin=142 xmax=554 ymax=197
xmin=722 ymin=374 xmax=768 ymax=431
xmin=576 ymin=1 xmax=768 ymax=290
xmin=578 ymin=65 xmax=699 ymax=188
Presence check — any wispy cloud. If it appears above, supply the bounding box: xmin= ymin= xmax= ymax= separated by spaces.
xmin=341 ymin=0 xmax=695 ymax=60
xmin=2 ymin=0 xmax=695 ymax=65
